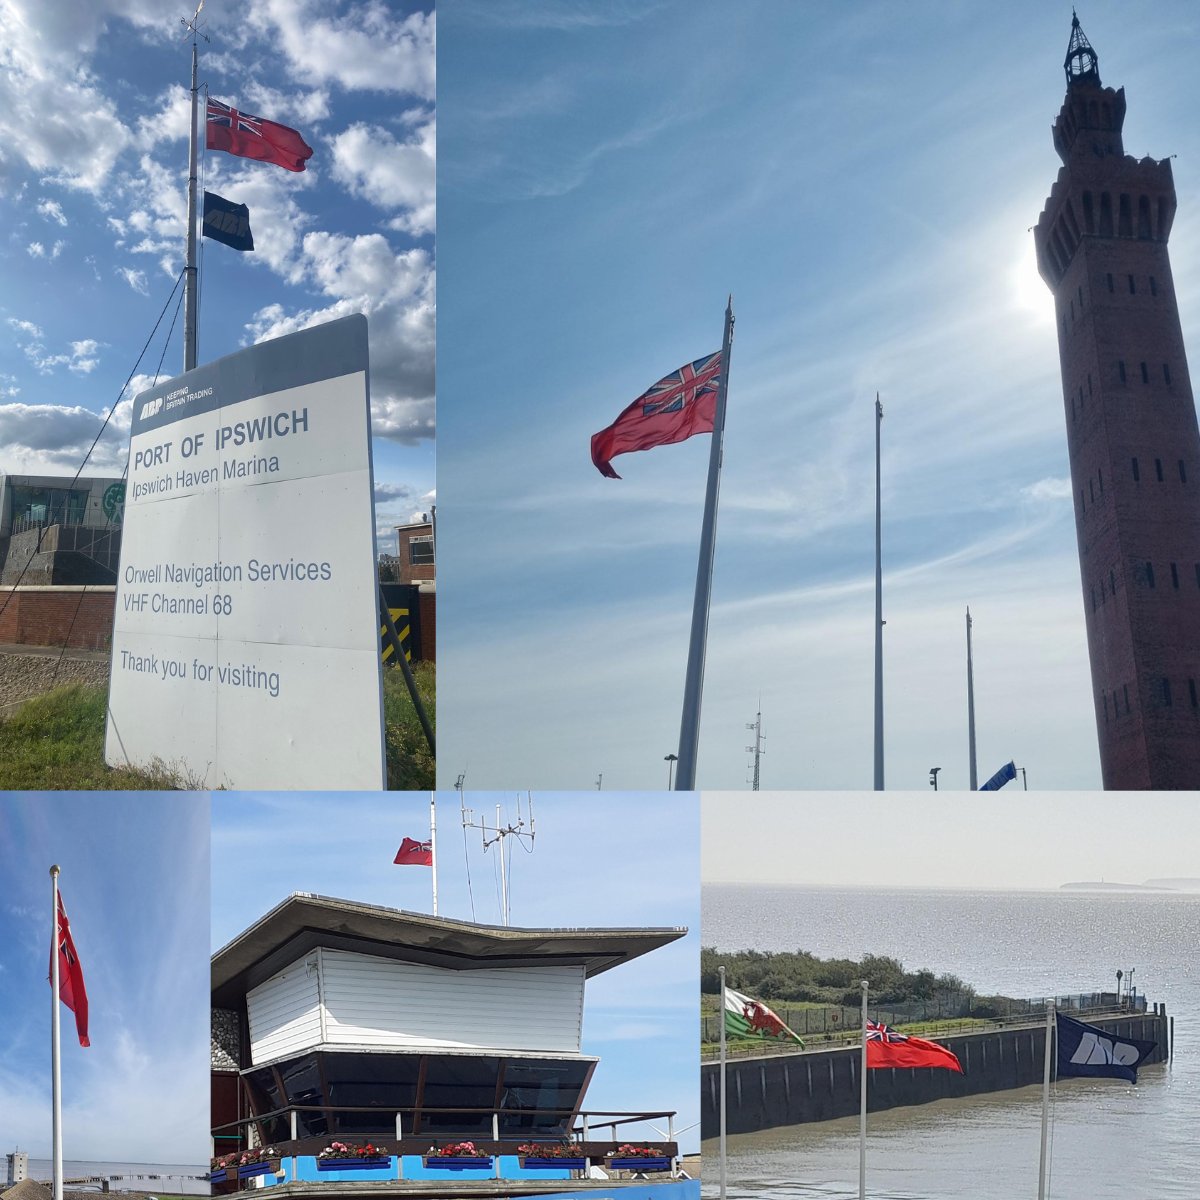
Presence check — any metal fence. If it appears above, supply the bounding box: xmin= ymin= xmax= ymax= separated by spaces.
xmin=701 ymin=990 xmax=1143 ymax=1053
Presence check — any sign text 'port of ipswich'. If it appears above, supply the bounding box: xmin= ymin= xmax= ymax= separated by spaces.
xmin=105 ymin=314 xmax=386 ymax=788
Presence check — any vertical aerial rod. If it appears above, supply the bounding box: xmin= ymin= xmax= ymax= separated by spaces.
xmin=966 ymin=607 xmax=978 ymax=790
xmin=858 ymin=979 xmax=869 ymax=1200
xmin=1037 ymin=1000 xmax=1055 ymax=1200
xmin=873 ymin=396 xmax=885 ymax=790
xmin=183 ymin=36 xmax=199 ymax=372
xmin=429 ymin=794 xmax=438 ymax=916
xmin=676 ymin=296 xmax=735 ymax=790
xmin=718 ymin=965 xmax=728 ymax=1200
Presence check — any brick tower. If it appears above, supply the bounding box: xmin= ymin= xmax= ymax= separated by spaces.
xmin=1035 ymin=15 xmax=1200 ymax=788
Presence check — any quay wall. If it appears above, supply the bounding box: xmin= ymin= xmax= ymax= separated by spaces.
xmin=700 ymin=1009 xmax=1170 ymax=1138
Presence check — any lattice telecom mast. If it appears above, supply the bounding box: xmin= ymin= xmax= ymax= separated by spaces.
xmin=745 ymin=704 xmax=765 ymax=790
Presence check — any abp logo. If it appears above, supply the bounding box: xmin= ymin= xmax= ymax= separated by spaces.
xmin=142 ymin=396 xmax=164 ymax=420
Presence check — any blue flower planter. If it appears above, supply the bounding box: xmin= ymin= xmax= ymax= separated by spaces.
xmin=238 ymin=1162 xmax=276 ymax=1179
xmin=609 ymin=1156 xmax=671 ymax=1171
xmin=423 ymin=1157 xmax=494 ymax=1171
xmin=521 ymin=1157 xmax=587 ymax=1170
xmin=317 ymin=1158 xmax=391 ymax=1172
xmin=208 ymin=1169 xmax=230 ymax=1184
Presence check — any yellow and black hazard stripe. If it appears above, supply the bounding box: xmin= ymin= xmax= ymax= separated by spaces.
xmin=380 ymin=606 xmax=412 ymax=662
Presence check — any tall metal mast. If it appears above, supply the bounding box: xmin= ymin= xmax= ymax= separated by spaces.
xmin=873 ymin=395 xmax=885 ymax=790
xmin=966 ymin=607 xmax=978 ymax=790
xmin=181 ymin=4 xmax=207 ymax=372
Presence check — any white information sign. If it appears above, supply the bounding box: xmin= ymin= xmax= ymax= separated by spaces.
xmin=105 ymin=314 xmax=386 ymax=788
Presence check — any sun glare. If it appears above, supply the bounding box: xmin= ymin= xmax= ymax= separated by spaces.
xmin=1012 ymin=236 xmax=1055 ymax=324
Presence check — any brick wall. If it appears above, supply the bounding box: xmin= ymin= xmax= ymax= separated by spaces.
xmin=0 ymin=587 xmax=115 ymax=650
xmin=418 ymin=588 xmax=436 ymax=662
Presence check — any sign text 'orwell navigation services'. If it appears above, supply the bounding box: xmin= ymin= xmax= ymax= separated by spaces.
xmin=105 ymin=313 xmax=386 ymax=788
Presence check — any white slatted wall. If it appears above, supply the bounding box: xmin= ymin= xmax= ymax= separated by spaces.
xmin=245 ymin=953 xmax=323 ymax=1064
xmin=321 ymin=950 xmax=586 ymax=1053
xmin=244 ymin=949 xmax=588 ymax=1062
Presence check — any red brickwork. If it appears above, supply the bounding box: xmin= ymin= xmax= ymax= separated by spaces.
xmin=1036 ymin=64 xmax=1200 ymax=787
xmin=395 ymin=522 xmax=435 ymax=584
xmin=0 ymin=587 xmax=115 ymax=651
xmin=418 ymin=588 xmax=436 ymax=662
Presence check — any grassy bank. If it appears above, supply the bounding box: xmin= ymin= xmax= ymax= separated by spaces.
xmin=0 ymin=662 xmax=435 ymax=790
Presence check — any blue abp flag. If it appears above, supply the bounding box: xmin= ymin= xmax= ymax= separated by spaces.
xmin=979 ymin=760 xmax=1017 ymax=791
xmin=1056 ymin=1011 xmax=1157 ymax=1083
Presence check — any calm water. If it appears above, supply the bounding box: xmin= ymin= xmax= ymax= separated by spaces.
xmin=702 ymin=886 xmax=1200 ymax=1199
xmin=19 ymin=1161 xmax=209 ymax=1195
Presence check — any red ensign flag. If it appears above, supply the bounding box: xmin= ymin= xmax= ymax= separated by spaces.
xmin=52 ymin=893 xmax=90 ymax=1048
xmin=394 ymin=837 xmax=433 ymax=866
xmin=206 ymin=97 xmax=313 ymax=172
xmin=865 ymin=1022 xmax=961 ymax=1072
xmin=590 ymin=350 xmax=722 ymax=478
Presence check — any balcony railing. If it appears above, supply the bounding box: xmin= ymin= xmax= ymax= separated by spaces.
xmin=212 ymin=1101 xmax=679 ymax=1158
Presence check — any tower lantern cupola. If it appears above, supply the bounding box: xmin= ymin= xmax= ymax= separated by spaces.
xmin=1064 ymin=11 xmax=1100 ymax=88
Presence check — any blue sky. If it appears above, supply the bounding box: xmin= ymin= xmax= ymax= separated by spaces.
xmin=0 ymin=794 xmax=210 ymax=1164
xmin=0 ymin=0 xmax=434 ymax=551
xmin=211 ymin=791 xmax=701 ymax=1153
xmin=435 ymin=0 xmax=1200 ymax=791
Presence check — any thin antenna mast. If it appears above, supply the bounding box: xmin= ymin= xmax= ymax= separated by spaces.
xmin=462 ymin=796 xmax=536 ymax=926
xmin=457 ymin=778 xmax=476 ymax=922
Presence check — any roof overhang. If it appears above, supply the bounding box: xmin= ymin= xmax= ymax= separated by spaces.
xmin=212 ymin=893 xmax=686 ymax=1008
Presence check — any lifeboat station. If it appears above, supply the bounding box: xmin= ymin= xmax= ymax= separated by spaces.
xmin=211 ymin=893 xmax=698 ymax=1198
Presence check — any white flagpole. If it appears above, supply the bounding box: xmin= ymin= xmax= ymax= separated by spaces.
xmin=718 ymin=966 xmax=728 ymax=1200
xmin=183 ymin=32 xmax=199 ymax=372
xmin=1037 ymin=1000 xmax=1054 ymax=1200
xmin=966 ymin=607 xmax=978 ymax=790
xmin=429 ymin=794 xmax=438 ymax=916
xmin=873 ymin=396 xmax=884 ymax=791
xmin=859 ymin=979 xmax=868 ymax=1200
xmin=675 ymin=297 xmax=735 ymax=790
xmin=50 ymin=865 xmax=63 ymax=1200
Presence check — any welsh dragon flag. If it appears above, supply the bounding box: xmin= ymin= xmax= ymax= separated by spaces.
xmin=724 ymin=987 xmax=804 ymax=1046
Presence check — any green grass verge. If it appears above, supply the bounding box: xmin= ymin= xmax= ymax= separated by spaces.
xmin=0 ymin=663 xmax=436 ymax=790
xmin=0 ymin=684 xmax=176 ymax=789
xmin=384 ymin=658 xmax=435 ymax=789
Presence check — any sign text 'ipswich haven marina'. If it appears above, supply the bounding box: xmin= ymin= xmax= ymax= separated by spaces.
xmin=105 ymin=313 xmax=386 ymax=789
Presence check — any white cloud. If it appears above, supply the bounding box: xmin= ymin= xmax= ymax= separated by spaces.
xmin=37 ymin=197 xmax=67 ymax=225
xmin=245 ymin=231 xmax=434 ymax=444
xmin=374 ymin=481 xmax=418 ymax=504
xmin=1023 ymin=476 xmax=1073 ymax=502
xmin=0 ymin=1 xmax=180 ymax=193
xmin=69 ymin=339 xmax=101 ymax=373
xmin=250 ymin=0 xmax=435 ymax=99
xmin=133 ymin=87 xmax=192 ymax=151
xmin=195 ymin=159 xmax=315 ymax=283
xmin=331 ymin=115 xmax=435 ymax=235
xmin=239 ymin=80 xmax=332 ymax=127
xmin=30 ymin=238 xmax=66 ymax=260
xmin=118 ymin=266 xmax=149 ymax=295
xmin=8 ymin=322 xmax=104 ymax=376
xmin=0 ymin=399 xmax=129 ymax=474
